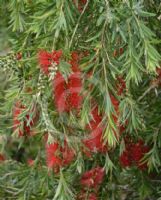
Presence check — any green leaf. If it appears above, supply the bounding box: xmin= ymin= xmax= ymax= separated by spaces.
xmin=59 ymin=60 xmax=71 ymax=81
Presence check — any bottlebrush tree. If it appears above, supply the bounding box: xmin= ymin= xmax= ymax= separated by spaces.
xmin=0 ymin=0 xmax=161 ymax=199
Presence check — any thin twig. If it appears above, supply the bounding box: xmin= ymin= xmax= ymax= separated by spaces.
xmin=138 ymin=84 xmax=156 ymax=101
xmin=69 ymin=0 xmax=90 ymax=48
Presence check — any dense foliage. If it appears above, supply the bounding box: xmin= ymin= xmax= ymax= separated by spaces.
xmin=0 ymin=0 xmax=161 ymax=199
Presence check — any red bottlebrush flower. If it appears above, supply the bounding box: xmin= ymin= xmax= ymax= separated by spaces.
xmin=120 ymin=138 xmax=150 ymax=170
xmin=46 ymin=143 xmax=62 ymax=169
xmin=81 ymin=170 xmax=94 ymax=188
xmin=51 ymin=50 xmax=83 ymax=113
xmin=38 ymin=50 xmax=62 ymax=75
xmin=83 ymin=126 xmax=107 ymax=153
xmin=131 ymin=143 xmax=143 ymax=163
xmin=0 ymin=154 xmax=5 ymax=162
xmin=68 ymin=52 xmax=83 ymax=110
xmin=53 ymin=72 xmax=69 ymax=113
xmin=46 ymin=141 xmax=75 ymax=170
xmin=46 ymin=50 xmax=83 ymax=113
xmin=131 ymin=140 xmax=150 ymax=170
xmin=60 ymin=140 xmax=75 ymax=166
xmin=71 ymin=51 xmax=80 ymax=62
xmin=68 ymin=71 xmax=83 ymax=110
xmin=38 ymin=50 xmax=52 ymax=75
xmin=51 ymin=50 xmax=62 ymax=65
xmin=69 ymin=58 xmax=80 ymax=72
xmin=120 ymin=150 xmax=132 ymax=168
xmin=80 ymin=167 xmax=105 ymax=189
xmin=84 ymin=104 xmax=107 ymax=153
xmin=80 ymin=176 xmax=94 ymax=188
xmin=94 ymin=167 xmax=105 ymax=186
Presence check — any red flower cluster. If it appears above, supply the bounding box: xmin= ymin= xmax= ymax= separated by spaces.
xmin=0 ymin=154 xmax=5 ymax=162
xmin=83 ymin=94 xmax=125 ymax=155
xmin=38 ymin=50 xmax=62 ymax=75
xmin=38 ymin=50 xmax=90 ymax=114
xmin=83 ymin=105 xmax=107 ymax=154
xmin=13 ymin=101 xmax=37 ymax=137
xmin=53 ymin=72 xmax=68 ymax=113
xmin=46 ymin=140 xmax=75 ymax=171
xmin=120 ymin=139 xmax=150 ymax=170
xmin=80 ymin=166 xmax=105 ymax=188
xmin=53 ymin=51 xmax=83 ymax=113
xmin=68 ymin=52 xmax=83 ymax=110
xmin=78 ymin=166 xmax=105 ymax=200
